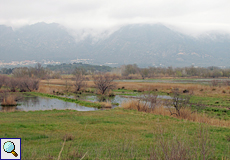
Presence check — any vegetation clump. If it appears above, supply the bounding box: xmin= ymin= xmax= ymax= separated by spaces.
xmin=0 ymin=91 xmax=22 ymax=106
xmin=73 ymin=72 xmax=87 ymax=92
xmin=93 ymin=73 xmax=117 ymax=95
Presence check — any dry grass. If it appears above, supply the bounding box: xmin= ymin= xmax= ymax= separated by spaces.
xmin=63 ymin=134 xmax=74 ymax=141
xmin=1 ymin=95 xmax=17 ymax=106
xmin=121 ymin=100 xmax=230 ymax=127
xmin=100 ymin=101 xmax=112 ymax=108
xmin=40 ymin=78 xmax=230 ymax=97
xmin=38 ymin=84 xmax=67 ymax=94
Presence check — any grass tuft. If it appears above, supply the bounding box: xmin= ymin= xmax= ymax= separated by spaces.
xmin=100 ymin=101 xmax=112 ymax=108
xmin=63 ymin=134 xmax=74 ymax=141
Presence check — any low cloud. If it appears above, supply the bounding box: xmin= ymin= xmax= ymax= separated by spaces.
xmin=1 ymin=0 xmax=230 ymax=37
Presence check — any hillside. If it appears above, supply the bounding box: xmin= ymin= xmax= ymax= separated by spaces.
xmin=1 ymin=23 xmax=230 ymax=67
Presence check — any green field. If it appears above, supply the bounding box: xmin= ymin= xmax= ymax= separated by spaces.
xmin=0 ymin=108 xmax=230 ymax=159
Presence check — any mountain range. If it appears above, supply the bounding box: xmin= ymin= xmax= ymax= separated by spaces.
xmin=0 ymin=22 xmax=230 ymax=67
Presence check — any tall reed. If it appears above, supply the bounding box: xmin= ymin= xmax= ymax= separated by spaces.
xmin=1 ymin=95 xmax=17 ymax=106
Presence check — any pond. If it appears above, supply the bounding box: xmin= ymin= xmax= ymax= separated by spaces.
xmin=0 ymin=94 xmax=173 ymax=112
xmin=0 ymin=96 xmax=98 ymax=112
xmin=60 ymin=94 xmax=172 ymax=104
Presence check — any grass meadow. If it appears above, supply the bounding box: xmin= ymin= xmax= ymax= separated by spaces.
xmin=0 ymin=108 xmax=230 ymax=159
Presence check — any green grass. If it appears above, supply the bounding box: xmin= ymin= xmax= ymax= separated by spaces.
xmin=113 ymin=89 xmax=141 ymax=96
xmin=203 ymin=107 xmax=230 ymax=120
xmin=190 ymin=95 xmax=230 ymax=107
xmin=27 ymin=92 xmax=102 ymax=108
xmin=0 ymin=109 xmax=229 ymax=159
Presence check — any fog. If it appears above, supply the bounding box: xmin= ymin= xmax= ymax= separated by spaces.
xmin=1 ymin=0 xmax=230 ymax=37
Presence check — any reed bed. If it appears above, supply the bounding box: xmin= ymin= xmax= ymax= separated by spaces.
xmin=121 ymin=100 xmax=230 ymax=127
xmin=100 ymin=101 xmax=112 ymax=108
xmin=1 ymin=95 xmax=17 ymax=106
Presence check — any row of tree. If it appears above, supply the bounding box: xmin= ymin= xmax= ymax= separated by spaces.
xmin=1 ymin=63 xmax=230 ymax=80
xmin=73 ymin=73 xmax=117 ymax=95
xmin=46 ymin=62 xmax=112 ymax=74
xmin=118 ymin=64 xmax=230 ymax=79
xmin=0 ymin=75 xmax=39 ymax=92
xmin=1 ymin=63 xmax=61 ymax=79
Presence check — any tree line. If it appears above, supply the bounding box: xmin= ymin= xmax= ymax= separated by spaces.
xmin=117 ymin=64 xmax=230 ymax=79
xmin=1 ymin=63 xmax=230 ymax=79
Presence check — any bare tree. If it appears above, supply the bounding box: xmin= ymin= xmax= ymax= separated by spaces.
xmin=93 ymin=73 xmax=117 ymax=95
xmin=141 ymin=91 xmax=159 ymax=110
xmin=224 ymin=80 xmax=230 ymax=86
xmin=5 ymin=77 xmax=18 ymax=92
xmin=72 ymin=68 xmax=86 ymax=76
xmin=73 ymin=74 xmax=87 ymax=92
xmin=165 ymin=89 xmax=192 ymax=117
xmin=0 ymin=75 xmax=7 ymax=88
xmin=15 ymin=78 xmax=40 ymax=92
xmin=12 ymin=63 xmax=49 ymax=79
xmin=210 ymin=79 xmax=219 ymax=87
xmin=12 ymin=67 xmax=30 ymax=78
xmin=121 ymin=64 xmax=139 ymax=76
xmin=139 ymin=68 xmax=149 ymax=79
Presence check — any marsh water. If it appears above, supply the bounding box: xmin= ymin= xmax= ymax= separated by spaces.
xmin=0 ymin=94 xmax=172 ymax=112
xmin=0 ymin=96 xmax=98 ymax=112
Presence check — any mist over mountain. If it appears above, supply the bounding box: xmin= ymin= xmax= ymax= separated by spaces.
xmin=0 ymin=22 xmax=230 ymax=67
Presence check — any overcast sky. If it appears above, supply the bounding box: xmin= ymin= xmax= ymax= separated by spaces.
xmin=1 ymin=0 xmax=230 ymax=36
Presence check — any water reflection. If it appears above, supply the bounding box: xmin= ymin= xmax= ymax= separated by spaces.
xmin=0 ymin=106 xmax=22 ymax=112
xmin=80 ymin=95 xmax=135 ymax=106
xmin=0 ymin=96 xmax=98 ymax=112
xmin=81 ymin=95 xmax=172 ymax=105
xmin=0 ymin=94 xmax=173 ymax=112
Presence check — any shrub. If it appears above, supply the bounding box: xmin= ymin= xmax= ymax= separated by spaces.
xmin=73 ymin=74 xmax=87 ymax=92
xmin=0 ymin=74 xmax=8 ymax=88
xmin=165 ymin=88 xmax=192 ymax=117
xmin=100 ymin=101 xmax=112 ymax=108
xmin=5 ymin=77 xmax=18 ymax=92
xmin=63 ymin=134 xmax=74 ymax=141
xmin=17 ymin=78 xmax=40 ymax=92
xmin=210 ymin=80 xmax=219 ymax=87
xmin=93 ymin=73 xmax=117 ymax=95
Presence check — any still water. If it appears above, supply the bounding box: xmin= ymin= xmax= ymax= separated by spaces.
xmin=0 ymin=94 xmax=172 ymax=112
xmin=0 ymin=96 xmax=98 ymax=112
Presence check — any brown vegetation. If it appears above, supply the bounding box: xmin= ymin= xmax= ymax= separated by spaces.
xmin=38 ymin=77 xmax=230 ymax=97
xmin=73 ymin=74 xmax=87 ymax=92
xmin=100 ymin=101 xmax=112 ymax=108
xmin=17 ymin=78 xmax=40 ymax=92
xmin=0 ymin=91 xmax=22 ymax=106
xmin=0 ymin=74 xmax=7 ymax=88
xmin=1 ymin=95 xmax=17 ymax=106
xmin=93 ymin=73 xmax=117 ymax=95
xmin=121 ymin=100 xmax=230 ymax=127
xmin=165 ymin=88 xmax=193 ymax=117
xmin=1 ymin=76 xmax=40 ymax=92
xmin=12 ymin=63 xmax=49 ymax=79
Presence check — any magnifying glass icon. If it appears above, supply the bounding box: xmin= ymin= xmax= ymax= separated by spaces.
xmin=3 ymin=141 xmax=18 ymax=157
